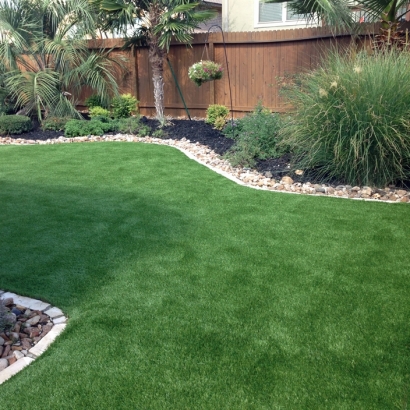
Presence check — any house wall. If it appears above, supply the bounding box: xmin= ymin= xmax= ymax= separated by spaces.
xmin=223 ymin=0 xmax=315 ymax=32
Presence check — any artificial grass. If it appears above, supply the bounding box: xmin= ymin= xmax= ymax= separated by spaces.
xmin=0 ymin=142 xmax=409 ymax=409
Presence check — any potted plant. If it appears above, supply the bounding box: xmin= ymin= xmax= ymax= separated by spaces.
xmin=188 ymin=60 xmax=223 ymax=86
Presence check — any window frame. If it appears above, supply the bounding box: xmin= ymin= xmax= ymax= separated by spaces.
xmin=254 ymin=1 xmax=308 ymax=28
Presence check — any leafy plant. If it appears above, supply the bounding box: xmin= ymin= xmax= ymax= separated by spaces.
xmin=89 ymin=106 xmax=111 ymax=119
xmin=188 ymin=60 xmax=223 ymax=87
xmin=42 ymin=117 xmax=72 ymax=131
xmin=111 ymin=94 xmax=138 ymax=119
xmin=152 ymin=128 xmax=167 ymax=138
xmin=205 ymin=104 xmax=229 ymax=128
xmin=0 ymin=0 xmax=121 ymax=121
xmin=85 ymin=95 xmax=109 ymax=109
xmin=223 ymin=103 xmax=283 ymax=167
xmin=280 ymin=47 xmax=410 ymax=186
xmin=65 ymin=119 xmax=117 ymax=137
xmin=0 ymin=115 xmax=32 ymax=135
xmin=137 ymin=124 xmax=152 ymax=137
xmin=117 ymin=116 xmax=142 ymax=134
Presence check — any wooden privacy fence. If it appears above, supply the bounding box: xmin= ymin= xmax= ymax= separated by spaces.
xmin=85 ymin=22 xmax=410 ymax=118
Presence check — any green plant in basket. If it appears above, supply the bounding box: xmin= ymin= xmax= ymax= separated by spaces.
xmin=280 ymin=47 xmax=410 ymax=187
xmin=188 ymin=60 xmax=223 ymax=86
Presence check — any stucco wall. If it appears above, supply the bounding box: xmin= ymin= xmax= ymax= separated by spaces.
xmin=223 ymin=0 xmax=316 ymax=32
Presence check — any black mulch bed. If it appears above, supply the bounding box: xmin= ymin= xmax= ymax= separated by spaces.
xmin=8 ymin=117 xmax=292 ymax=179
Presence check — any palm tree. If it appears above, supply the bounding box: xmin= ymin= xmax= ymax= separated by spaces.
xmin=266 ymin=0 xmax=410 ymax=42
xmin=95 ymin=0 xmax=215 ymax=121
xmin=0 ymin=0 xmax=121 ymax=121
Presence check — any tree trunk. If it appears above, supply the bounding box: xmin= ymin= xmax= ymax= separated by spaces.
xmin=149 ymin=38 xmax=165 ymax=121
xmin=148 ymin=4 xmax=165 ymax=121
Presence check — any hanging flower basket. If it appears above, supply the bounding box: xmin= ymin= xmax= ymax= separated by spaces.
xmin=188 ymin=60 xmax=223 ymax=87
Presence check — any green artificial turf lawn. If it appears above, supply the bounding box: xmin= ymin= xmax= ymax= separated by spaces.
xmin=0 ymin=142 xmax=409 ymax=409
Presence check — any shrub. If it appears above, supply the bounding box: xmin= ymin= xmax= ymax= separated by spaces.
xmin=188 ymin=60 xmax=223 ymax=86
xmin=111 ymin=94 xmax=138 ymax=119
xmin=65 ymin=119 xmax=117 ymax=137
xmin=152 ymin=129 xmax=167 ymax=138
xmin=222 ymin=103 xmax=283 ymax=167
xmin=137 ymin=124 xmax=152 ymax=137
xmin=89 ymin=106 xmax=111 ymax=119
xmin=0 ymin=115 xmax=32 ymax=135
xmin=205 ymin=104 xmax=229 ymax=129
xmin=280 ymin=47 xmax=410 ymax=186
xmin=117 ymin=116 xmax=145 ymax=134
xmin=85 ymin=95 xmax=108 ymax=109
xmin=41 ymin=116 xmax=71 ymax=131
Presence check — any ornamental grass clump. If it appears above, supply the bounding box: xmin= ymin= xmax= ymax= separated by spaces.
xmin=188 ymin=60 xmax=223 ymax=86
xmin=280 ymin=48 xmax=410 ymax=187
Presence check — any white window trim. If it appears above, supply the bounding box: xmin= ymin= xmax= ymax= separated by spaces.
xmin=254 ymin=1 xmax=308 ymax=28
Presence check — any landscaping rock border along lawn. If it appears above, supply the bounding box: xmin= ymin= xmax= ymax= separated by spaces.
xmin=0 ymin=290 xmax=66 ymax=385
xmin=1 ymin=132 xmax=409 ymax=203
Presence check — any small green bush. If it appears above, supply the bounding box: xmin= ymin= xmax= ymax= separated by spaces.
xmin=280 ymin=47 xmax=410 ymax=186
xmin=41 ymin=116 xmax=71 ymax=131
xmin=137 ymin=124 xmax=152 ymax=137
xmin=223 ymin=103 xmax=283 ymax=167
xmin=0 ymin=115 xmax=32 ymax=135
xmin=89 ymin=106 xmax=111 ymax=119
xmin=152 ymin=129 xmax=167 ymax=138
xmin=205 ymin=104 xmax=229 ymax=128
xmin=85 ymin=94 xmax=108 ymax=109
xmin=65 ymin=119 xmax=117 ymax=137
xmin=111 ymin=94 xmax=138 ymax=119
xmin=117 ymin=117 xmax=143 ymax=134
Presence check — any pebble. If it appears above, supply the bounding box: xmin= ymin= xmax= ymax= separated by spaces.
xmin=0 ymin=134 xmax=409 ymax=203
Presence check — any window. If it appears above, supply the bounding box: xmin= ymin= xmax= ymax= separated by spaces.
xmin=255 ymin=1 xmax=306 ymax=27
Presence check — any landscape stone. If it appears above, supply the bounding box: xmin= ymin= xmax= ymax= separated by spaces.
xmin=11 ymin=308 xmax=22 ymax=316
xmin=26 ymin=315 xmax=41 ymax=325
xmin=7 ymin=356 xmax=16 ymax=365
xmin=281 ymin=176 xmax=294 ymax=184
xmin=0 ymin=358 xmax=8 ymax=371
xmin=2 ymin=298 xmax=13 ymax=306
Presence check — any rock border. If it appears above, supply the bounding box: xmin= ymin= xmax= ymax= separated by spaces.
xmin=0 ymin=289 xmax=66 ymax=385
xmin=1 ymin=134 xmax=409 ymax=203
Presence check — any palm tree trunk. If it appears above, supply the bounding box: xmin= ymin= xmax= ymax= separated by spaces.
xmin=148 ymin=36 xmax=165 ymax=121
xmin=148 ymin=3 xmax=165 ymax=121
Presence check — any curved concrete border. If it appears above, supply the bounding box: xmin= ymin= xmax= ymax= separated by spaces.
xmin=0 ymin=289 xmax=67 ymax=385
